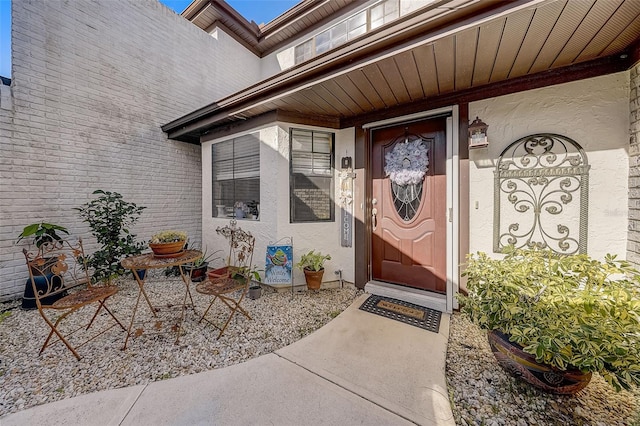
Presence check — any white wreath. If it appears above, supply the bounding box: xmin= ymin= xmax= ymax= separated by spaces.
xmin=384 ymin=139 xmax=429 ymax=186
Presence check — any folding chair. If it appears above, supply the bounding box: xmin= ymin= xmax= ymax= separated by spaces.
xmin=23 ymin=238 xmax=126 ymax=360
xmin=196 ymin=225 xmax=255 ymax=339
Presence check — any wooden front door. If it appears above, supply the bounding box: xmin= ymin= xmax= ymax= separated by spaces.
xmin=371 ymin=118 xmax=447 ymax=293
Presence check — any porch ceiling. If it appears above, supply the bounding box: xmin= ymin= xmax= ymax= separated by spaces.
xmin=164 ymin=0 xmax=640 ymax=143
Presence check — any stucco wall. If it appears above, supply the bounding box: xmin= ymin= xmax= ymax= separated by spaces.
xmin=202 ymin=124 xmax=356 ymax=287
xmin=469 ymin=72 xmax=630 ymax=260
xmin=0 ymin=0 xmax=259 ymax=301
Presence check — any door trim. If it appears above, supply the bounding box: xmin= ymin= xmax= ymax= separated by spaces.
xmin=363 ymin=105 xmax=459 ymax=314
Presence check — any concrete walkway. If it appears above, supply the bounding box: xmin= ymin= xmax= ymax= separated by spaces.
xmin=0 ymin=294 xmax=455 ymax=425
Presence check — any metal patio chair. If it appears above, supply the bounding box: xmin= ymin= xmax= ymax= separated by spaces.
xmin=195 ymin=224 xmax=255 ymax=339
xmin=23 ymin=238 xmax=126 ymax=360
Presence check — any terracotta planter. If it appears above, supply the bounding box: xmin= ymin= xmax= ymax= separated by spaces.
xmin=149 ymin=241 xmax=185 ymax=256
xmin=488 ymin=330 xmax=592 ymax=395
xmin=303 ymin=268 xmax=324 ymax=290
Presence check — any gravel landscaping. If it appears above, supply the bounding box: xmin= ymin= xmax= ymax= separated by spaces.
xmin=0 ymin=274 xmax=361 ymax=417
xmin=447 ymin=314 xmax=640 ymax=426
xmin=1 ymin=275 xmax=638 ymax=424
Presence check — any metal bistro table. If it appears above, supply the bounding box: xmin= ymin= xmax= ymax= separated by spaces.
xmin=121 ymin=249 xmax=202 ymax=350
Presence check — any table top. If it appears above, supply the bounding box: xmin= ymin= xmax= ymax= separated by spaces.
xmin=121 ymin=249 xmax=202 ymax=270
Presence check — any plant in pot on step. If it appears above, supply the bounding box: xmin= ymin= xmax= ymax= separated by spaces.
xmin=184 ymin=247 xmax=221 ymax=282
xmin=236 ymin=265 xmax=263 ymax=300
xmin=16 ymin=222 xmax=70 ymax=309
xmin=75 ymin=190 xmax=146 ymax=284
xmin=295 ymin=250 xmax=331 ymax=291
xmin=148 ymin=230 xmax=187 ymax=256
xmin=457 ymin=246 xmax=640 ymax=394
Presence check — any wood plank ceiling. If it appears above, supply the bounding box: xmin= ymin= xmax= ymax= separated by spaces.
xmin=166 ymin=0 xmax=640 ymax=141
xmin=255 ymin=0 xmax=640 ymax=118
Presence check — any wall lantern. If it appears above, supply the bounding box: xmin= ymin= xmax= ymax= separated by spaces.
xmin=468 ymin=116 xmax=489 ymax=149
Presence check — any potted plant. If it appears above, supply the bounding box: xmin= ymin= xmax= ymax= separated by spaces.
xmin=184 ymin=247 xmax=221 ymax=282
xmin=75 ymin=190 xmax=146 ymax=284
xmin=295 ymin=250 xmax=331 ymax=290
xmin=458 ymin=247 xmax=640 ymax=394
xmin=17 ymin=222 xmax=70 ymax=249
xmin=149 ymin=230 xmax=187 ymax=256
xmin=16 ymin=222 xmax=70 ymax=309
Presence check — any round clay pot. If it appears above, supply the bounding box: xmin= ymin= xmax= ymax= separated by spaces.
xmin=303 ymin=268 xmax=324 ymax=290
xmin=488 ymin=330 xmax=591 ymax=395
xmin=149 ymin=241 xmax=185 ymax=256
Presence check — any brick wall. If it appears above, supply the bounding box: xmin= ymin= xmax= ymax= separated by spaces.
xmin=629 ymin=62 xmax=640 ymax=265
xmin=0 ymin=0 xmax=261 ymax=300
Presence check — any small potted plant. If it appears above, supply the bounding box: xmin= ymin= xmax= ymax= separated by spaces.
xmin=295 ymin=250 xmax=331 ymax=290
xmin=17 ymin=222 xmax=70 ymax=309
xmin=184 ymin=247 xmax=221 ymax=282
xmin=149 ymin=230 xmax=187 ymax=256
xmin=458 ymin=247 xmax=640 ymax=394
xmin=17 ymin=222 xmax=69 ymax=249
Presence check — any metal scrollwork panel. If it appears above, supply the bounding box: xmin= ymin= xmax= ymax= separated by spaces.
xmin=494 ymin=134 xmax=589 ymax=254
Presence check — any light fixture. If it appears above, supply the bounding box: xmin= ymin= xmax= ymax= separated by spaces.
xmin=468 ymin=116 xmax=488 ymax=149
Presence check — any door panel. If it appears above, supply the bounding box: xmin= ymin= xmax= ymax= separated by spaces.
xmin=371 ymin=118 xmax=447 ymax=293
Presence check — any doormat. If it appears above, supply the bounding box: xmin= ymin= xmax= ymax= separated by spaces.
xmin=359 ymin=294 xmax=441 ymax=333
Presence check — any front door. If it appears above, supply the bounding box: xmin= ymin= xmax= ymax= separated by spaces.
xmin=371 ymin=118 xmax=447 ymax=293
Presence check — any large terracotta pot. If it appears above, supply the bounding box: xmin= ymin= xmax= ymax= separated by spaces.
xmin=303 ymin=268 xmax=324 ymax=290
xmin=149 ymin=241 xmax=185 ymax=256
xmin=488 ymin=330 xmax=592 ymax=395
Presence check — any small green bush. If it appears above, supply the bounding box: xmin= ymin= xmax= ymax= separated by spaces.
xmin=75 ymin=190 xmax=146 ymax=283
xmin=458 ymin=247 xmax=640 ymax=392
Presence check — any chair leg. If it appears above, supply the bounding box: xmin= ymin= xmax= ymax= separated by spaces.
xmin=87 ymin=300 xmax=126 ymax=331
xmin=40 ymin=309 xmax=82 ymax=360
xmin=199 ymin=296 xmax=220 ymax=324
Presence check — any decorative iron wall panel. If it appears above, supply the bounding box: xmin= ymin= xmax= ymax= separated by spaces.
xmin=494 ymin=134 xmax=589 ymax=254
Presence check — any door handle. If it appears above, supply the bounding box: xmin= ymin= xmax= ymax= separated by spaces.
xmin=372 ymin=208 xmax=378 ymax=231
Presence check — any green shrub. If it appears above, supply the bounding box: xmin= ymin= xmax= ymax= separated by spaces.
xmin=75 ymin=190 xmax=146 ymax=283
xmin=458 ymin=247 xmax=640 ymax=392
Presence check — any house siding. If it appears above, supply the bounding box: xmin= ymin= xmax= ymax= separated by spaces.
xmin=0 ymin=0 xmax=258 ymax=301
xmin=469 ymin=72 xmax=630 ymax=261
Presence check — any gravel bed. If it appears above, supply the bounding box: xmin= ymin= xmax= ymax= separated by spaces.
xmin=446 ymin=314 xmax=640 ymax=426
xmin=2 ymin=279 xmax=639 ymax=424
xmin=0 ymin=273 xmax=362 ymax=417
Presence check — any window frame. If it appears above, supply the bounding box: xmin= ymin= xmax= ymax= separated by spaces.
xmin=289 ymin=128 xmax=335 ymax=223
xmin=211 ymin=133 xmax=261 ymax=220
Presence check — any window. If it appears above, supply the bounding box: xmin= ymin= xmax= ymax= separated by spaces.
xmin=290 ymin=129 xmax=334 ymax=222
xmin=371 ymin=0 xmax=399 ymax=30
xmin=293 ymin=0 xmax=404 ymax=65
xmin=315 ymin=21 xmax=347 ymax=55
xmin=294 ymin=39 xmax=314 ymax=64
xmin=212 ymin=133 xmax=260 ymax=220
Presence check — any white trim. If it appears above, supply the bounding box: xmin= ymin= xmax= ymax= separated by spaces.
xmin=365 ymin=105 xmax=458 ymax=314
xmin=365 ymin=280 xmax=447 ymax=312
xmin=448 ymin=107 xmax=460 ymax=313
xmin=362 ymin=106 xmax=454 ymax=130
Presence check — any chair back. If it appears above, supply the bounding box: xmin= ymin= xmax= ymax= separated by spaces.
xmin=23 ymin=238 xmax=91 ymax=309
xmin=216 ymin=223 xmax=256 ymax=280
xmin=229 ymin=228 xmax=255 ymax=272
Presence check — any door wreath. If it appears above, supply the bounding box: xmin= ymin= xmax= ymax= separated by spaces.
xmin=384 ymin=139 xmax=429 ymax=186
